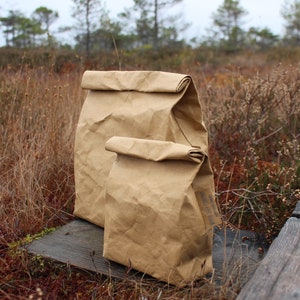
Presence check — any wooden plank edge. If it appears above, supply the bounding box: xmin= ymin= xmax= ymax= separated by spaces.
xmin=236 ymin=202 xmax=300 ymax=300
xmin=291 ymin=201 xmax=300 ymax=218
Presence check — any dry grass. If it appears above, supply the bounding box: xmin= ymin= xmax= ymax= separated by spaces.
xmin=0 ymin=50 xmax=299 ymax=299
xmin=0 ymin=65 xmax=83 ymax=243
xmin=200 ymin=64 xmax=300 ymax=240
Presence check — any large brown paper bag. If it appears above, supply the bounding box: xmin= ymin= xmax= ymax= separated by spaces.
xmin=74 ymin=70 xmax=220 ymax=228
xmin=103 ymin=136 xmax=218 ymax=285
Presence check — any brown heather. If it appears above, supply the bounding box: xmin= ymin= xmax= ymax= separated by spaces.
xmin=0 ymin=49 xmax=299 ymax=299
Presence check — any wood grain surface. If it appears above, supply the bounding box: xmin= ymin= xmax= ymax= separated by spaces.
xmin=26 ymin=219 xmax=266 ymax=285
xmin=237 ymin=202 xmax=300 ymax=300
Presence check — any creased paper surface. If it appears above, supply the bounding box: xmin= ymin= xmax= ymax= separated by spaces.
xmin=73 ymin=70 xmax=221 ymax=285
xmin=104 ymin=137 xmax=213 ymax=285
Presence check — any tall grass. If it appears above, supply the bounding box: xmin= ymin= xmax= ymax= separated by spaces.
xmin=0 ymin=50 xmax=299 ymax=298
xmin=0 ymin=65 xmax=84 ymax=243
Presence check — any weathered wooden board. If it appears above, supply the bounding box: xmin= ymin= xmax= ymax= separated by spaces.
xmin=26 ymin=219 xmax=266 ymax=285
xmin=237 ymin=202 xmax=300 ymax=300
xmin=26 ymin=219 xmax=144 ymax=280
xmin=292 ymin=201 xmax=300 ymax=218
xmin=213 ymin=226 xmax=267 ymax=285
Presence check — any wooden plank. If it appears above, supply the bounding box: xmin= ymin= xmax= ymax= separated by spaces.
xmin=26 ymin=219 xmax=144 ymax=280
xmin=236 ymin=217 xmax=300 ymax=300
xmin=212 ymin=227 xmax=267 ymax=285
xmin=26 ymin=219 xmax=267 ymax=285
xmin=292 ymin=201 xmax=300 ymax=218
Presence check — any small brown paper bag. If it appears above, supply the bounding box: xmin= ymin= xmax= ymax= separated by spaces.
xmin=74 ymin=70 xmax=220 ymax=229
xmin=103 ymin=136 xmax=216 ymax=285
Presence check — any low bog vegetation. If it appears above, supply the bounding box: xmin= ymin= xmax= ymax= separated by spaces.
xmin=0 ymin=48 xmax=299 ymax=299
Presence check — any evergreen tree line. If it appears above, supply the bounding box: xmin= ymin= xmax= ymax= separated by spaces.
xmin=1 ymin=0 xmax=300 ymax=54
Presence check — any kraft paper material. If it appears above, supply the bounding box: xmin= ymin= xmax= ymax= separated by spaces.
xmin=103 ymin=137 xmax=215 ymax=285
xmin=73 ymin=70 xmax=221 ymax=284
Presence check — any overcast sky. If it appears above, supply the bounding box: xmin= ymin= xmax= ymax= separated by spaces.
xmin=1 ymin=0 xmax=286 ymax=45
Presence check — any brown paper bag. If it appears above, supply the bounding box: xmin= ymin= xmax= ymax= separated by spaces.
xmin=103 ymin=136 xmax=217 ymax=285
xmin=74 ymin=70 xmax=220 ymax=229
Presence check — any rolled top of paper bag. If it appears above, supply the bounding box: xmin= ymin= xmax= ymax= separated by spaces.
xmin=105 ymin=136 xmax=205 ymax=163
xmin=81 ymin=71 xmax=191 ymax=93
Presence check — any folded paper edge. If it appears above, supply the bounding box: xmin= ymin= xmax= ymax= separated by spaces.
xmin=105 ymin=136 xmax=205 ymax=163
xmin=81 ymin=70 xmax=191 ymax=93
